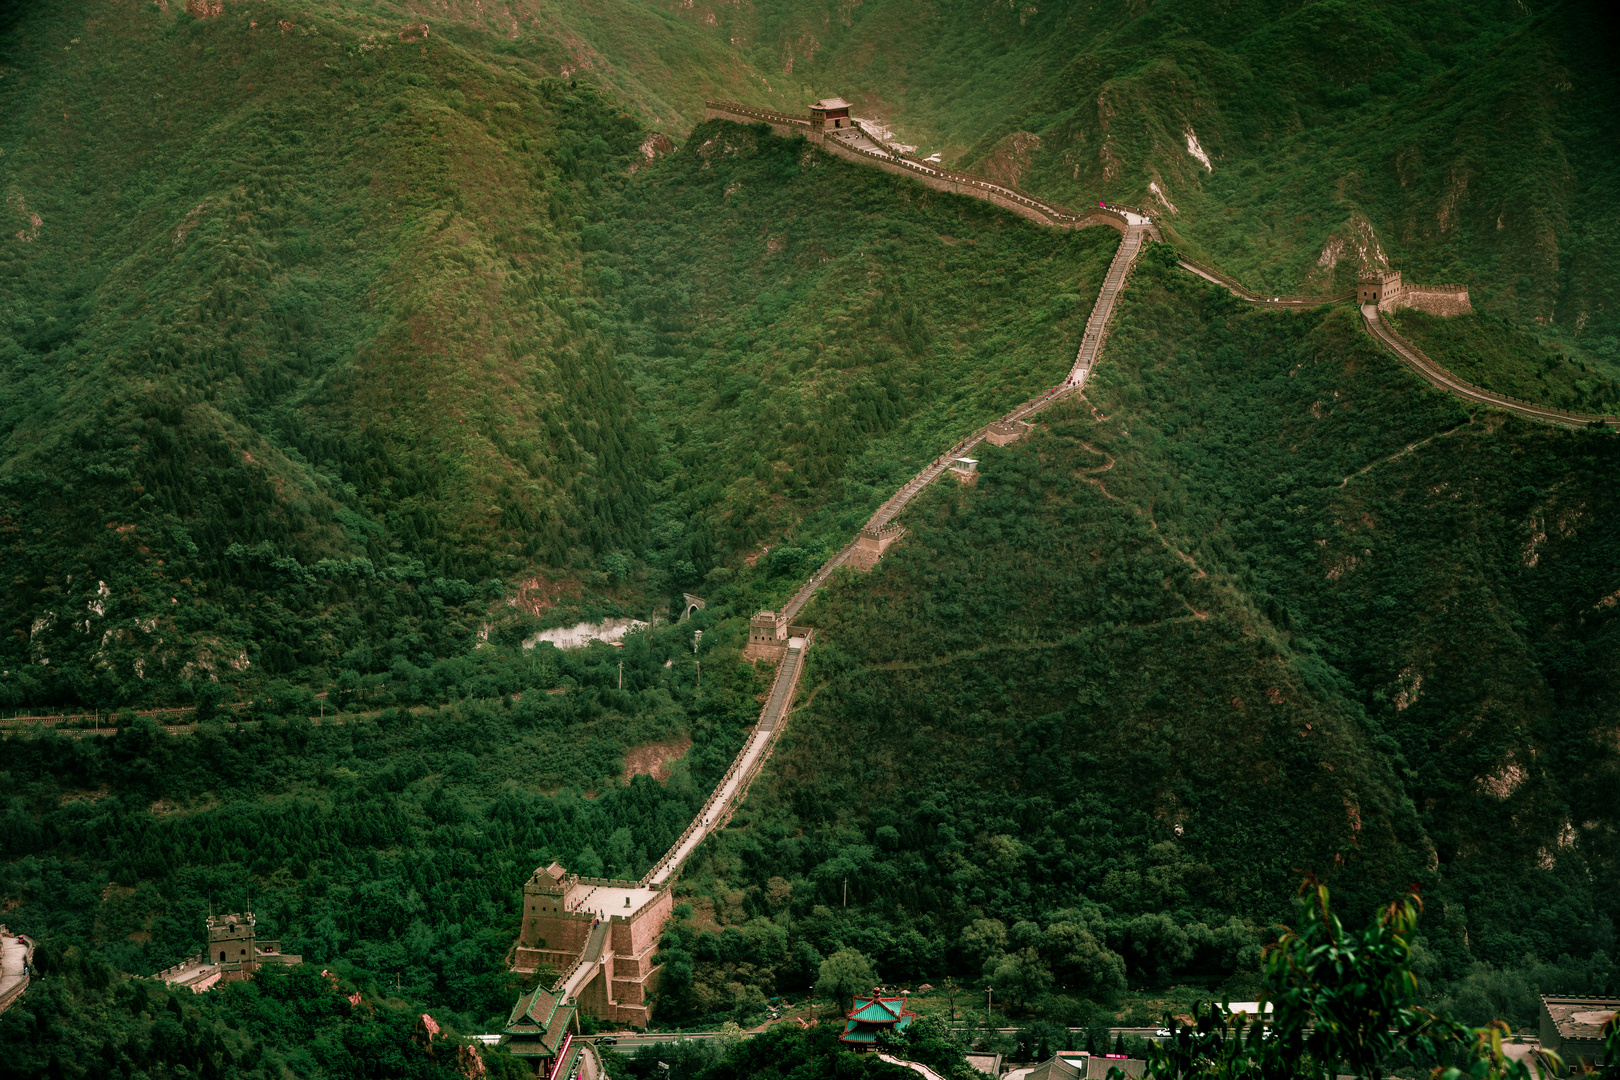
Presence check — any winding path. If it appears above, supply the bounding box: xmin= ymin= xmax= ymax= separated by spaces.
xmin=1176 ymin=259 xmax=1617 ymax=430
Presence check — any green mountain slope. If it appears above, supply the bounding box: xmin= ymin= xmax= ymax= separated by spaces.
xmin=0 ymin=0 xmax=1616 ymax=1064
xmin=621 ymin=0 xmax=1620 ymax=363
xmin=667 ymin=249 xmax=1618 ymax=1018
xmin=2 ymin=3 xmax=657 ymax=706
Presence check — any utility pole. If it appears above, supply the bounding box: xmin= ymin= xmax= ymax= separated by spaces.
xmin=618 ymin=660 xmax=623 ymax=690
xmin=843 ymin=878 xmax=848 ymax=907
xmin=693 ymin=630 xmax=702 ymax=688
xmin=986 ymin=987 xmax=994 ymax=1025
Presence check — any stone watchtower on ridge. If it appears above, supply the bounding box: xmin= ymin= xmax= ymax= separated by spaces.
xmin=808 ymin=97 xmax=852 ymax=133
xmin=206 ymin=912 xmax=298 ymax=982
xmin=513 ymin=861 xmax=671 ymax=1026
xmin=153 ymin=910 xmax=301 ymax=992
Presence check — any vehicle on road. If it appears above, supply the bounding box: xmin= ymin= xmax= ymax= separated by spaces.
xmin=596 ymin=1036 xmax=619 ymax=1046
xmin=1155 ymin=1029 xmax=1173 ymax=1038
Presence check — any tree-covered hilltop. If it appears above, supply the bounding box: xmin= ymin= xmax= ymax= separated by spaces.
xmin=364 ymin=0 xmax=1620 ymax=365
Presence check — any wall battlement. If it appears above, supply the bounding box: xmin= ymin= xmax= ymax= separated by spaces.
xmin=1359 ymin=270 xmax=1471 ymax=316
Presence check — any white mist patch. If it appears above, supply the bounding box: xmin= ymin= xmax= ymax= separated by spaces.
xmin=1184 ymin=129 xmax=1213 ymax=172
xmin=524 ymin=618 xmax=648 ymax=650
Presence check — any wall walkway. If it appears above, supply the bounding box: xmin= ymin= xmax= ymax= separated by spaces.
xmin=705 ymin=101 xmax=1603 ymax=432
xmin=1360 ymin=306 xmax=1619 ymax=430
xmin=0 ymin=930 xmax=33 ymax=1015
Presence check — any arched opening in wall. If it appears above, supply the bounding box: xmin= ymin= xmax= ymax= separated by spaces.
xmin=687 ymin=604 xmax=700 ymax=620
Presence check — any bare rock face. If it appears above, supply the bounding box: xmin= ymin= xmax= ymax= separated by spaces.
xmin=628 ymin=132 xmax=674 ymax=174
xmin=185 ymin=0 xmax=223 ymax=16
xmin=399 ymin=23 xmax=430 ymax=42
xmin=979 ymin=132 xmax=1042 ymax=188
xmin=1305 ymin=212 xmax=1388 ymax=294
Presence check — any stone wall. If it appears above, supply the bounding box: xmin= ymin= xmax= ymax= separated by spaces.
xmin=1398 ymin=284 xmax=1472 ymax=316
xmin=519 ymin=906 xmax=593 ymax=953
xmin=819 ymin=138 xmax=1077 ymax=230
xmin=613 ymin=889 xmax=672 ymax=961
xmin=703 ymin=104 xmax=810 ymax=141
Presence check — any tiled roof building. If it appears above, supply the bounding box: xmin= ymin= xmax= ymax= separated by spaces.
xmin=839 ymin=993 xmax=916 ymax=1050
xmin=501 ymin=985 xmax=579 ymax=1074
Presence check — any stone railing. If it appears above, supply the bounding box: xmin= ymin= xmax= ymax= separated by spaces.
xmin=703 ymin=100 xmax=811 ymax=130
xmin=152 ymin=952 xmax=208 ymax=980
xmin=618 ymin=886 xmax=667 ymax=926
xmin=573 ymin=875 xmax=642 ymax=890
xmin=551 ymin=921 xmax=611 ymax=997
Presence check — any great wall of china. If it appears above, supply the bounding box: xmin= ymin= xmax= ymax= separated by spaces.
xmin=706 ymin=97 xmax=1620 ymax=433
xmin=114 ymin=95 xmax=1618 ymax=1076
xmin=498 ymin=101 xmax=1620 ymax=1057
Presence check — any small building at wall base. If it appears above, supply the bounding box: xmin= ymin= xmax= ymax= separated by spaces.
xmin=1539 ymin=996 xmax=1617 ymax=1075
xmin=500 ymin=985 xmax=580 ymax=1075
xmin=839 ymin=993 xmax=916 ymax=1050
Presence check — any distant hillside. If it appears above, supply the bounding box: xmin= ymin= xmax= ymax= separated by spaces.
xmin=508 ymin=0 xmax=1620 ymax=366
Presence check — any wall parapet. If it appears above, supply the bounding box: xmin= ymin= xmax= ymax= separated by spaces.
xmin=1368 ymin=310 xmax=1618 ymax=429
xmin=703 ymin=100 xmax=811 ymax=130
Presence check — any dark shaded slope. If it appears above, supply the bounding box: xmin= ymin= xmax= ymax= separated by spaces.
xmin=0 ymin=3 xmax=650 ymax=706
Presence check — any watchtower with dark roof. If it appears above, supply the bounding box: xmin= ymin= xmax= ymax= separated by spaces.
xmin=809 ymin=97 xmax=852 ymax=133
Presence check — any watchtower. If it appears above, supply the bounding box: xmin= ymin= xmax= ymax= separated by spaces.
xmin=749 ymin=610 xmax=787 ymax=647
xmin=208 ymin=912 xmax=255 ymax=968
xmin=849 ymin=524 xmax=905 ymax=571
xmin=984 ymin=420 xmax=1030 ymax=447
xmin=808 ymin=98 xmax=852 ymax=133
xmin=1358 ymin=270 xmax=1402 ymax=307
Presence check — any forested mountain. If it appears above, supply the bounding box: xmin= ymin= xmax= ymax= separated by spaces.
xmin=1 ymin=1 xmax=1617 ymax=1077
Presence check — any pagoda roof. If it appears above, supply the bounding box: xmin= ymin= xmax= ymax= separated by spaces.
xmin=840 ymin=994 xmax=916 ymax=1044
xmin=812 ymin=98 xmax=852 ymax=110
xmin=846 ymin=996 xmax=912 ymax=1023
xmin=503 ymin=986 xmax=575 ymax=1053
